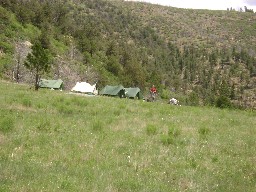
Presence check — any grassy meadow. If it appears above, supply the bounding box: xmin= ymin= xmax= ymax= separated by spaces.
xmin=0 ymin=80 xmax=255 ymax=191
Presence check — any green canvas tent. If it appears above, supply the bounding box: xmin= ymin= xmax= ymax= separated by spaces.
xmin=125 ymin=87 xmax=143 ymax=99
xmin=39 ymin=79 xmax=63 ymax=90
xmin=99 ymin=85 xmax=125 ymax=98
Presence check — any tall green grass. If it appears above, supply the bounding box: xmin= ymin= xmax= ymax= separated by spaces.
xmin=0 ymin=80 xmax=255 ymax=191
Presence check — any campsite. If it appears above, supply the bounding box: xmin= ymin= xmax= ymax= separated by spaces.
xmin=0 ymin=80 xmax=255 ymax=191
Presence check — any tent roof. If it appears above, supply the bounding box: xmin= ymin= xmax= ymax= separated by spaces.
xmin=99 ymin=85 xmax=124 ymax=96
xmin=39 ymin=79 xmax=63 ymax=89
xmin=71 ymin=82 xmax=96 ymax=93
xmin=125 ymin=87 xmax=141 ymax=98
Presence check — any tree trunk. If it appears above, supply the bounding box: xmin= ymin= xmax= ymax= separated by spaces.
xmin=35 ymin=73 xmax=39 ymax=91
xmin=16 ymin=53 xmax=21 ymax=83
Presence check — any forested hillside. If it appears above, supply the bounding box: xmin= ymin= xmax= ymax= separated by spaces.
xmin=0 ymin=0 xmax=255 ymax=108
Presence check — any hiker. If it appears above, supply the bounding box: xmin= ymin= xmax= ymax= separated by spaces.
xmin=150 ymin=85 xmax=157 ymax=100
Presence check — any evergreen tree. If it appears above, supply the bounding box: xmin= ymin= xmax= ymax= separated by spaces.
xmin=24 ymin=41 xmax=51 ymax=90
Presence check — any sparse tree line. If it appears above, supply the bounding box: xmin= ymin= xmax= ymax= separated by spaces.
xmin=227 ymin=6 xmax=254 ymax=13
xmin=1 ymin=0 xmax=256 ymax=109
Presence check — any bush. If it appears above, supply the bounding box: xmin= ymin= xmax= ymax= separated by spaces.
xmin=186 ymin=91 xmax=200 ymax=106
xmin=0 ymin=55 xmax=13 ymax=75
xmin=160 ymin=89 xmax=170 ymax=99
xmin=0 ymin=40 xmax=14 ymax=54
xmin=215 ymin=96 xmax=233 ymax=109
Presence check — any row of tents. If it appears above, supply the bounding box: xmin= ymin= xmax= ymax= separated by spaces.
xmin=38 ymin=79 xmax=143 ymax=99
xmin=99 ymin=85 xmax=143 ymax=99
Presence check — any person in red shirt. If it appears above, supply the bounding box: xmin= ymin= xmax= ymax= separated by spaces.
xmin=150 ymin=85 xmax=157 ymax=94
xmin=150 ymin=85 xmax=157 ymax=100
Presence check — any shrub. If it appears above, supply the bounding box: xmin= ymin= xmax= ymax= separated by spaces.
xmin=216 ymin=96 xmax=233 ymax=109
xmin=160 ymin=89 xmax=170 ymax=99
xmin=0 ymin=40 xmax=14 ymax=53
xmin=186 ymin=91 xmax=200 ymax=106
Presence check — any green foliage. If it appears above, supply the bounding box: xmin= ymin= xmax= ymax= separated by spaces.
xmin=51 ymin=39 xmax=68 ymax=55
xmin=0 ymin=37 xmax=14 ymax=54
xmin=160 ymin=89 xmax=170 ymax=100
xmin=0 ymin=55 xmax=12 ymax=77
xmin=24 ymin=42 xmax=50 ymax=73
xmin=216 ymin=95 xmax=233 ymax=109
xmin=186 ymin=91 xmax=200 ymax=106
xmin=24 ymin=41 xmax=51 ymax=90
xmin=106 ymin=55 xmax=122 ymax=76
xmin=0 ymin=8 xmax=24 ymax=39
xmin=0 ymin=6 xmax=11 ymax=27
xmin=219 ymin=80 xmax=231 ymax=98
xmin=23 ymin=24 xmax=40 ymax=41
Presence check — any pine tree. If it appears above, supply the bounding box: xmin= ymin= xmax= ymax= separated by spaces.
xmin=24 ymin=41 xmax=51 ymax=90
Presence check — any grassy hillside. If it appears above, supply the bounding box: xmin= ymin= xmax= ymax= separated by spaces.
xmin=0 ymin=80 xmax=255 ymax=191
xmin=115 ymin=1 xmax=256 ymax=50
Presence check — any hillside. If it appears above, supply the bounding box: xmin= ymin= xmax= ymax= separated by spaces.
xmin=0 ymin=80 xmax=256 ymax=191
xmin=0 ymin=0 xmax=256 ymax=108
xmin=116 ymin=0 xmax=256 ymax=50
